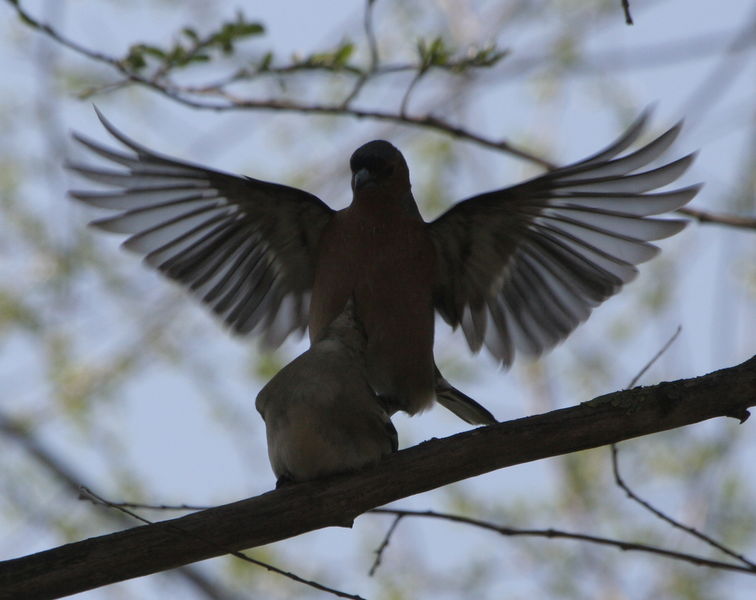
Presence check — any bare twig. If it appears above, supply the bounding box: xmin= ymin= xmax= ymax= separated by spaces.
xmin=2 ymin=357 xmax=754 ymax=598
xmin=610 ymin=447 xmax=756 ymax=569
xmin=621 ymin=0 xmax=634 ymax=25
xmin=143 ymin=84 xmax=558 ymax=167
xmin=6 ymin=0 xmax=123 ymax=69
xmin=369 ymin=514 xmax=403 ymax=576
xmin=80 ymin=487 xmax=156 ymax=525
xmin=678 ymin=206 xmax=756 ymax=230
xmin=341 ymin=0 xmax=380 ymax=107
xmin=80 ymin=498 xmax=214 ymax=511
xmin=609 ymin=328 xmax=756 ymax=571
xmin=80 ymin=487 xmax=366 ymax=600
xmin=399 ymin=70 xmax=426 ymax=117
xmin=627 ymin=326 xmax=682 ymax=389
xmin=0 ymin=413 xmax=237 ymax=600
xmin=370 ymin=508 xmax=756 ymax=575
xmin=365 ymin=0 xmax=379 ymax=69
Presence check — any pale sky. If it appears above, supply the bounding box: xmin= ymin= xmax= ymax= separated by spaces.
xmin=1 ymin=1 xmax=754 ymax=599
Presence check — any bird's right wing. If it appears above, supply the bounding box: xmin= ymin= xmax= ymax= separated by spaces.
xmin=68 ymin=108 xmax=335 ymax=345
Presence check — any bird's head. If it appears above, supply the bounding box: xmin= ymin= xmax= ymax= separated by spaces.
xmin=349 ymin=140 xmax=410 ymax=193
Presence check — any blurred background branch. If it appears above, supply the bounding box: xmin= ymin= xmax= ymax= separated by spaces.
xmin=0 ymin=0 xmax=753 ymax=598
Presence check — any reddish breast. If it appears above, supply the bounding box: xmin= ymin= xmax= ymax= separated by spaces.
xmin=309 ymin=194 xmax=436 ymax=413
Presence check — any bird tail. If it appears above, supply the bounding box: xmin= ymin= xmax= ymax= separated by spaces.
xmin=434 ymin=366 xmax=496 ymax=425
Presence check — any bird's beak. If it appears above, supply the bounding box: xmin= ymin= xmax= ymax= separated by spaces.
xmin=352 ymin=168 xmax=375 ymax=191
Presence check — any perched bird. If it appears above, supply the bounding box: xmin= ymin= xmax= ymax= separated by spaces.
xmin=69 ymin=108 xmax=699 ymax=424
xmin=255 ymin=298 xmax=397 ymax=485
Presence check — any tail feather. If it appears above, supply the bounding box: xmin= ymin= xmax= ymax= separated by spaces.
xmin=434 ymin=366 xmax=497 ymax=425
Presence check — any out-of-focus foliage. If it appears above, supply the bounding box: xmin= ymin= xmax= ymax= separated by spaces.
xmin=0 ymin=1 xmax=754 ymax=599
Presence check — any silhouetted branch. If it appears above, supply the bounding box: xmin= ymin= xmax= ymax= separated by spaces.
xmin=369 ymin=514 xmax=403 ymax=576
xmin=0 ymin=412 xmax=239 ymax=600
xmin=678 ymin=206 xmax=756 ymax=230
xmin=1 ymin=356 xmax=753 ymax=599
xmin=369 ymin=507 xmax=756 ymax=575
xmin=609 ymin=329 xmax=756 ymax=569
xmin=9 ymin=0 xmax=756 ymax=191
xmin=621 ymin=0 xmax=634 ymax=25
xmin=610 ymin=446 xmax=756 ymax=569
xmin=626 ymin=326 xmax=682 ymax=389
xmin=78 ymin=487 xmax=365 ymax=600
xmin=6 ymin=0 xmax=550 ymax=168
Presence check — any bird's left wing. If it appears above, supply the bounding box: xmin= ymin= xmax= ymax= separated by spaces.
xmin=428 ymin=110 xmax=700 ymax=366
xmin=68 ymin=109 xmax=334 ymax=345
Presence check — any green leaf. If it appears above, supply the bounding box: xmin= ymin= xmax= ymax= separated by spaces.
xmin=182 ymin=27 xmax=199 ymax=42
xmin=258 ymin=51 xmax=274 ymax=71
xmin=333 ymin=42 xmax=355 ymax=66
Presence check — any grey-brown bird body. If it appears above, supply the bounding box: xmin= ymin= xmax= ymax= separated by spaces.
xmin=255 ymin=300 xmax=397 ymax=484
xmin=68 ymin=108 xmax=700 ymax=426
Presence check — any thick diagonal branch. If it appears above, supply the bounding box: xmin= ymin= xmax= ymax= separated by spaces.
xmin=1 ymin=355 xmax=754 ymax=600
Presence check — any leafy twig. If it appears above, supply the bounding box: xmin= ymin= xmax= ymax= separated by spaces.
xmin=6 ymin=0 xmax=551 ymax=169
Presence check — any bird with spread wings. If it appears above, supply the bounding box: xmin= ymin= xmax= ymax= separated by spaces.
xmin=68 ymin=109 xmax=699 ymax=425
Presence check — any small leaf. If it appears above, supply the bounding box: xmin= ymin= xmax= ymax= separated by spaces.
xmin=182 ymin=27 xmax=199 ymax=42
xmin=258 ymin=51 xmax=274 ymax=71
xmin=140 ymin=44 xmax=167 ymax=59
xmin=333 ymin=42 xmax=355 ymax=66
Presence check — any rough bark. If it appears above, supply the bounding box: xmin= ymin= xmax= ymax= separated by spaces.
xmin=1 ymin=355 xmax=754 ymax=600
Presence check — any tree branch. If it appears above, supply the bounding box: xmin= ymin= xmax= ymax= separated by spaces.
xmin=677 ymin=206 xmax=756 ymax=230
xmin=0 ymin=356 xmax=754 ymax=600
xmin=77 ymin=487 xmax=365 ymax=600
xmin=610 ymin=445 xmax=756 ymax=569
xmin=368 ymin=508 xmax=756 ymax=575
xmin=621 ymin=0 xmax=634 ymax=26
xmin=1 ymin=0 xmax=551 ymax=169
xmin=0 ymin=413 xmax=239 ymax=600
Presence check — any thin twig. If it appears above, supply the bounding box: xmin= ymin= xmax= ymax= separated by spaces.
xmin=610 ymin=448 xmax=756 ymax=569
xmin=399 ymin=70 xmax=426 ymax=117
xmin=80 ymin=497 xmax=214 ymax=512
xmin=341 ymin=0 xmax=380 ymax=107
xmin=144 ymin=83 xmax=557 ymax=167
xmin=610 ymin=327 xmax=756 ymax=570
xmin=369 ymin=514 xmax=402 ymax=576
xmin=627 ymin=326 xmax=682 ymax=389
xmin=0 ymin=415 xmax=237 ymax=600
xmin=678 ymin=206 xmax=756 ymax=230
xmin=365 ymin=0 xmax=379 ymax=69
xmin=80 ymin=487 xmax=155 ymax=525
xmin=7 ymin=0 xmax=123 ymax=70
xmin=621 ymin=0 xmax=634 ymax=25
xmin=81 ymin=486 xmax=366 ymax=600
xmin=6 ymin=0 xmax=554 ymax=169
xmin=370 ymin=508 xmax=756 ymax=575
